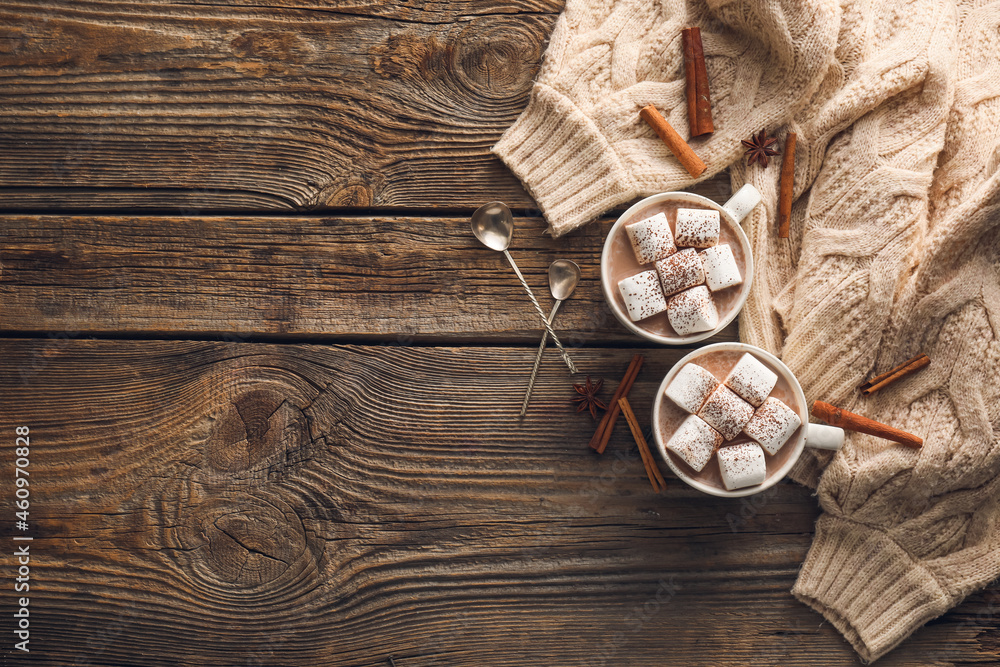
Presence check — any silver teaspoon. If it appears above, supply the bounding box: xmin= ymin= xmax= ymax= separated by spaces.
xmin=520 ymin=259 xmax=581 ymax=416
xmin=470 ymin=202 xmax=578 ymax=373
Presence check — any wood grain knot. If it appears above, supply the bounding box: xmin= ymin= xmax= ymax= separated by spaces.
xmin=176 ymin=493 xmax=314 ymax=593
xmin=451 ymin=21 xmax=543 ymax=101
xmin=203 ymin=388 xmax=312 ymax=480
xmin=369 ymin=22 xmax=540 ymax=102
xmin=326 ymin=183 xmax=373 ymax=207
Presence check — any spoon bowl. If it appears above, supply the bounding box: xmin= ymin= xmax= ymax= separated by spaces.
xmin=548 ymin=259 xmax=581 ymax=301
xmin=470 ymin=201 xmax=577 ymax=374
xmin=471 ymin=202 xmax=514 ymax=251
xmin=520 ymin=259 xmax=582 ymax=416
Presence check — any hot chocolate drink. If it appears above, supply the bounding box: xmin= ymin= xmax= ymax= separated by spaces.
xmin=607 ymin=198 xmax=749 ymax=339
xmin=654 ymin=348 xmax=803 ymax=491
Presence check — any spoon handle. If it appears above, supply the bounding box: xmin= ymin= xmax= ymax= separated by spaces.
xmin=519 ymin=300 xmax=562 ymax=417
xmin=503 ymin=250 xmax=578 ymax=373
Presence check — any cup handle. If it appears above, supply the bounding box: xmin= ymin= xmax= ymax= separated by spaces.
xmin=805 ymin=423 xmax=845 ymax=451
xmin=722 ymin=184 xmax=762 ymax=224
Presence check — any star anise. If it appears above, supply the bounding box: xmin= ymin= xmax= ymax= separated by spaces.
xmin=572 ymin=376 xmax=607 ymax=419
xmin=742 ymin=129 xmax=780 ymax=167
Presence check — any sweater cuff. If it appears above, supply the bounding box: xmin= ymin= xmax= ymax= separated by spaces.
xmin=492 ymin=84 xmax=637 ymax=237
xmin=792 ymin=515 xmax=951 ymax=663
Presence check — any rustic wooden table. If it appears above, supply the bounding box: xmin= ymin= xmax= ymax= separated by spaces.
xmin=2 ymin=2 xmax=998 ymax=665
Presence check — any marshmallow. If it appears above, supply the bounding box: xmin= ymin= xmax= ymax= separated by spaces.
xmin=655 ymin=248 xmax=705 ymax=297
xmin=700 ymin=244 xmax=743 ymax=292
xmin=625 ymin=212 xmax=677 ymax=264
xmin=667 ymin=286 xmax=719 ymax=336
xmin=665 ymin=363 xmax=720 ymax=413
xmin=698 ymin=384 xmax=754 ymax=440
xmin=744 ymin=397 xmax=802 ymax=455
xmin=725 ymin=353 xmax=778 ymax=407
xmin=717 ymin=442 xmax=767 ymax=490
xmin=674 ymin=208 xmax=720 ymax=248
xmin=618 ymin=270 xmax=668 ymax=322
xmin=666 ymin=415 xmax=723 ymax=472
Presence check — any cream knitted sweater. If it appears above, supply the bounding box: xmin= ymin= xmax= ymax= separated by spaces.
xmin=494 ymin=0 xmax=1000 ymax=662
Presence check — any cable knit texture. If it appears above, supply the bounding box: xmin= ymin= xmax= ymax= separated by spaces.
xmin=495 ymin=0 xmax=1000 ymax=663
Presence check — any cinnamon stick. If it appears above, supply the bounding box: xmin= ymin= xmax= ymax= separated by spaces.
xmin=682 ymin=27 xmax=713 ymax=137
xmin=618 ymin=397 xmax=666 ymax=493
xmin=682 ymin=29 xmax=698 ymax=138
xmin=778 ymin=132 xmax=796 ymax=238
xmin=859 ymin=353 xmax=930 ymax=395
xmin=640 ymin=105 xmax=707 ymax=178
xmin=811 ymin=400 xmax=923 ymax=448
xmin=590 ymin=354 xmax=643 ymax=454
xmin=862 ymin=354 xmax=928 ymax=389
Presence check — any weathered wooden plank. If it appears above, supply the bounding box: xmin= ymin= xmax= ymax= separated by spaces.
xmin=0 ymin=207 xmax=736 ymax=343
xmin=1 ymin=341 xmax=997 ymax=665
xmin=0 ymin=2 xmax=730 ymax=214
xmin=0 ymin=1 xmax=564 ymax=210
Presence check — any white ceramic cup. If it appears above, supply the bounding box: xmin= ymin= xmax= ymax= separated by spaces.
xmin=651 ymin=342 xmax=844 ymax=498
xmin=601 ymin=185 xmax=761 ymax=345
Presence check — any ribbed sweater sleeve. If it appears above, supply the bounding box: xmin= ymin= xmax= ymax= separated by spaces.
xmin=492 ymin=0 xmax=840 ymax=237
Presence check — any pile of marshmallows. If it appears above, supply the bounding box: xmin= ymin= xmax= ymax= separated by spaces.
xmin=664 ymin=354 xmax=801 ymax=490
xmin=618 ymin=208 xmax=742 ymax=335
